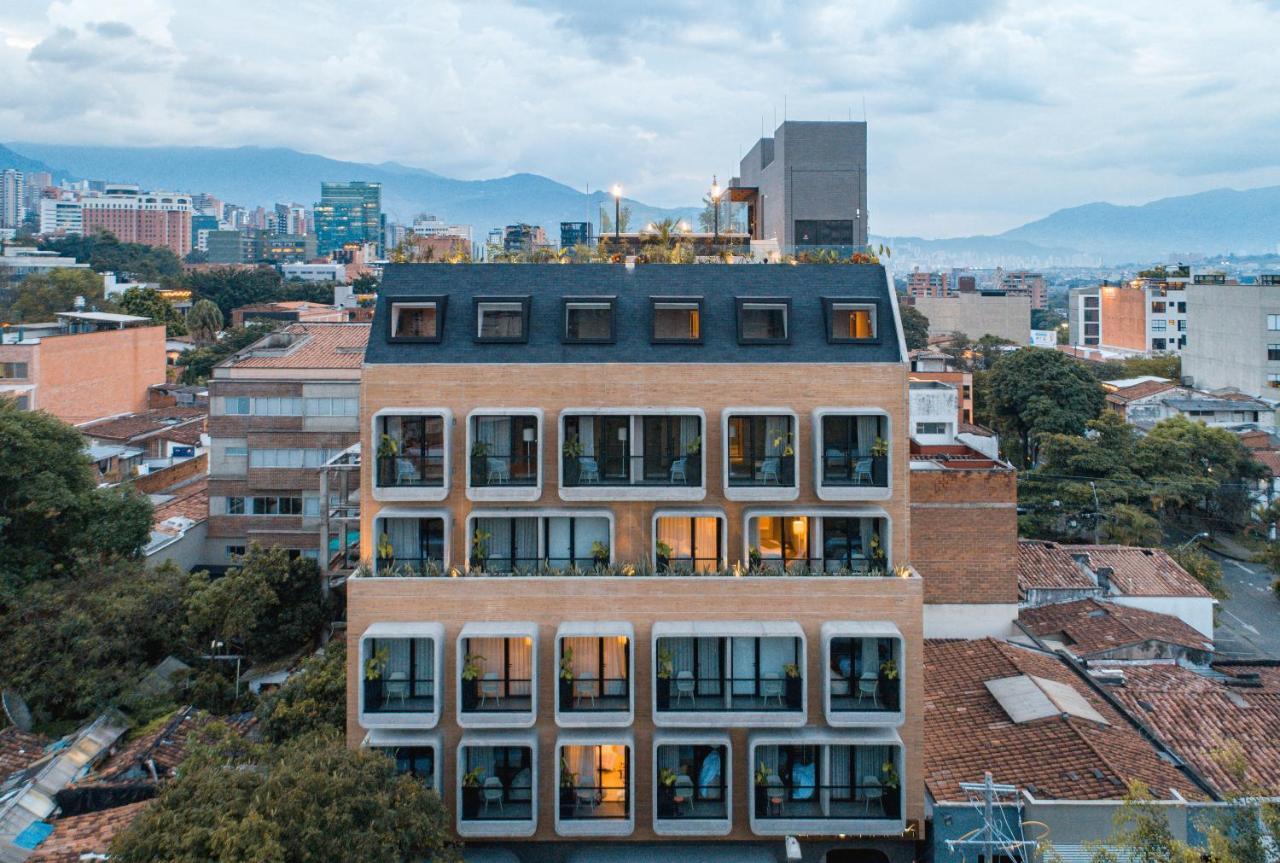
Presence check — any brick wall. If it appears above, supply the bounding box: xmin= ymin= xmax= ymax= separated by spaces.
xmin=34 ymin=326 xmax=167 ymax=424
xmin=133 ymin=452 xmax=208 ymax=494
xmin=910 ymin=467 xmax=1018 ymax=604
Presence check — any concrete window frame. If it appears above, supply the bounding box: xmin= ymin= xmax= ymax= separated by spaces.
xmin=370 ymin=407 xmax=453 ymax=503
xmin=553 ymin=731 xmax=636 ymax=838
xmin=456 ymin=621 xmax=539 ymax=729
xmin=811 ymin=407 xmax=893 ymax=502
xmin=820 ymin=621 xmax=905 ymax=728
xmin=649 ymin=508 xmax=727 ymax=572
xmin=554 ymin=621 xmax=635 ymax=729
xmin=463 ymin=508 xmax=616 ymax=573
xmin=558 ymin=407 xmax=707 ymax=503
xmin=370 ymin=508 xmax=452 ymax=575
xmin=465 ymin=408 xmax=544 ymax=503
xmin=651 ymin=731 xmax=733 ymax=837
xmin=456 ymin=730 xmax=539 ymax=838
xmin=741 ymin=506 xmax=894 ymax=576
xmin=357 ymin=622 xmax=445 ymax=731
xmin=721 ymin=408 xmax=801 ymax=502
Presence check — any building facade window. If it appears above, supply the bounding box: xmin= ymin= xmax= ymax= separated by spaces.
xmin=1150 ymin=320 xmax=1166 ymax=332
xmin=564 ymin=298 xmax=616 ymax=344
xmin=389 ymin=299 xmax=444 ymax=342
xmin=737 ymin=299 xmax=790 ymax=344
xmin=305 ymin=397 xmax=359 ymax=416
xmin=1269 ymin=374 xmax=1280 ymax=388
xmin=824 ymin=299 xmax=877 ymax=343
xmin=475 ymin=297 xmax=530 ymax=343
xmin=249 ymin=448 xmax=340 ymax=468
xmin=651 ymin=298 xmax=702 ymax=344
xmin=0 ymin=362 xmax=29 ymax=379
xmin=1269 ymin=314 xmax=1280 ymax=331
xmin=914 ymin=422 xmax=948 ymax=435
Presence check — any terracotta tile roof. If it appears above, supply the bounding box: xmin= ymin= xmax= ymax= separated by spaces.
xmin=152 ymin=476 xmax=208 ymax=528
xmin=25 ymin=801 xmax=151 ymax=863
xmin=1018 ymin=540 xmax=1097 ymax=591
xmin=90 ymin=707 xmax=205 ymax=783
xmin=1019 ymin=598 xmax=1212 ymax=658
xmin=958 ymin=421 xmax=995 ymax=436
xmin=1252 ymin=450 xmax=1280 ymax=475
xmin=1105 ymin=380 xmax=1178 ymax=404
xmin=79 ymin=408 xmax=205 ymax=443
xmin=0 ymin=726 xmax=50 ymax=776
xmin=223 ymin=322 xmax=369 ymax=370
xmin=1106 ymin=664 xmax=1280 ymax=796
xmin=924 ymin=638 xmax=1201 ymax=803
xmin=1061 ymin=545 xmax=1213 ymax=598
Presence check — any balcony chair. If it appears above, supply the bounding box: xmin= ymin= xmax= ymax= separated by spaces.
xmin=575 ymin=783 xmax=599 ymax=814
xmin=861 ymin=775 xmax=883 ymax=814
xmin=673 ymin=774 xmax=695 ymax=816
xmin=394 ymin=456 xmax=419 ymax=484
xmin=853 ymin=457 xmax=875 ymax=486
xmin=574 ymin=672 xmax=599 ymax=708
xmin=509 ymin=768 xmax=532 ymax=802
xmin=825 ymin=448 xmax=846 ymax=476
xmin=481 ymin=776 xmax=505 ymax=814
xmin=669 ymin=457 xmax=688 ymax=483
xmin=857 ymin=672 xmax=880 ymax=708
xmin=673 ymin=670 xmax=695 ymax=706
xmin=384 ymin=670 xmax=409 ymax=707
xmin=478 ymin=672 xmax=503 ymax=708
xmin=761 ymin=672 xmax=785 ymax=707
xmin=765 ymin=773 xmax=785 ymax=816
xmin=829 ymin=672 xmax=851 ymax=698
xmin=486 ymin=457 xmax=510 ymax=484
xmin=578 ymin=456 xmax=600 ymax=483
xmin=759 ymin=457 xmax=781 ymax=484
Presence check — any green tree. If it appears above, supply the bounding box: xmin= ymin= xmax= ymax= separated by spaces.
xmin=110 ymin=728 xmax=461 ymax=863
xmin=185 ymin=544 xmax=327 ymax=664
xmin=187 ymin=266 xmax=284 ymax=319
xmin=1031 ymin=307 xmax=1066 ymax=332
xmin=119 ymin=286 xmax=187 ymax=336
xmin=0 ymin=398 xmax=153 ymax=583
xmin=176 ymin=321 xmax=278 ymax=383
xmin=257 ymin=641 xmax=346 ymax=743
xmin=1167 ymin=545 xmax=1227 ymax=599
xmin=1 ymin=268 xmax=113 ymax=322
xmin=1089 ymin=781 xmax=1200 ymax=863
xmin=1101 ymin=503 xmax=1163 ymax=546
xmin=351 ymin=273 xmax=379 ymax=294
xmin=989 ymin=348 xmax=1106 ymax=467
xmin=186 ymin=298 xmax=223 ymax=345
xmin=0 ymin=560 xmax=193 ymax=732
xmin=40 ymin=231 xmax=182 ymax=280
xmin=898 ymin=303 xmax=930 ymax=351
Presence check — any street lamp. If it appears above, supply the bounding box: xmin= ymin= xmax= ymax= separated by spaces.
xmin=611 ymin=183 xmax=622 ymax=242
xmin=710 ymin=176 xmax=722 ymax=241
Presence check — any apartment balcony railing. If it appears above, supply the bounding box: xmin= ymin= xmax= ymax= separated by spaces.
xmin=655 ymin=675 xmax=802 ymax=712
xmin=820 ymin=452 xmax=888 ymax=487
xmin=375 ymin=556 xmax=445 ymax=577
xmin=754 ymin=782 xmax=901 ymax=820
xmin=376 ymin=454 xmax=444 ymax=488
xmin=753 ymin=557 xmax=888 ymax=576
xmin=358 ymin=560 xmax=913 ymax=579
xmin=558 ymin=784 xmax=629 ymax=820
xmin=828 ymin=675 xmax=901 ymax=713
xmin=460 ymin=678 xmax=534 ymax=713
xmin=655 ymin=555 xmax=722 ymax=574
xmin=562 ymin=454 xmax=701 ymax=488
xmin=362 ymin=678 xmax=435 ymax=714
xmin=656 ymin=781 xmax=728 ymax=821
xmin=470 ymin=453 xmax=537 ymax=487
xmin=727 ymin=454 xmax=796 ymax=487
xmin=557 ymin=678 xmax=630 ymax=713
xmin=461 ymin=782 xmax=534 ymax=821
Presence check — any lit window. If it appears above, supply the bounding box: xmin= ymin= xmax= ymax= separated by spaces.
xmin=737 ymin=299 xmax=789 ymax=344
xmin=475 ymin=297 xmax=529 ymax=342
xmin=564 ymin=298 xmax=615 ymax=343
xmin=826 ymin=299 xmax=877 ymax=342
xmin=651 ymin=298 xmax=702 ymax=343
xmin=390 ymin=299 xmax=444 ymax=342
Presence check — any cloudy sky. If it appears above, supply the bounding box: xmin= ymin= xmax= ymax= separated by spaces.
xmin=2 ymin=0 xmax=1279 ymax=236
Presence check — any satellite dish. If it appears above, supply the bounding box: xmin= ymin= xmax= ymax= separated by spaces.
xmin=2 ymin=690 xmax=32 ymax=732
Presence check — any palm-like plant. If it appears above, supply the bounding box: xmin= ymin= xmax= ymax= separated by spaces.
xmin=187 ymin=299 xmax=224 ymax=345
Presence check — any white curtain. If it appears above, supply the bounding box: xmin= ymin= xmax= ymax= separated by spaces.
xmin=546 ymin=517 xmax=571 ymax=564
xmin=514 ymin=518 xmax=538 ymax=566
xmin=383 ymin=639 xmax=410 ymax=678
xmin=467 ymin=638 xmax=504 ymax=679
xmin=477 ymin=518 xmax=512 ymax=569
xmin=563 ymin=745 xmax=595 ymax=789
xmin=855 ymin=745 xmax=883 ymax=798
xmin=678 ymin=416 xmax=699 ymax=453
xmin=657 ymin=746 xmax=679 ymax=773
xmin=830 ymin=745 xmax=852 ymax=797
xmin=757 ymin=745 xmax=780 ymax=774
xmin=759 ymin=637 xmax=795 ymax=678
xmin=415 ymin=639 xmax=433 ymax=694
xmin=668 ymin=637 xmax=695 ymax=680
xmin=602 ymin=637 xmax=627 ymax=695
xmin=694 ymin=518 xmax=719 ymax=569
xmin=475 ymin=416 xmax=509 ymax=454
xmin=860 ymin=638 xmax=880 ymax=678
xmin=573 ymin=518 xmax=609 ymax=561
xmin=466 ymin=746 xmax=496 ymax=778
xmin=856 ymin=416 xmax=880 ymax=455
xmin=764 ymin=416 xmax=789 ymax=456
xmin=700 ymin=638 xmax=723 ymax=699
xmin=657 ymin=517 xmax=690 ymax=559
xmin=508 ymin=638 xmax=532 ymax=697
xmin=575 ymin=418 xmax=596 ymax=456
xmin=731 ymin=638 xmax=756 ymax=697
xmin=386 ymin=519 xmax=418 ymax=560
xmin=565 ymin=637 xmax=600 ymax=679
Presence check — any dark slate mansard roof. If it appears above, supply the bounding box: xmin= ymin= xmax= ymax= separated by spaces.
xmin=366 ymin=263 xmax=904 ymax=365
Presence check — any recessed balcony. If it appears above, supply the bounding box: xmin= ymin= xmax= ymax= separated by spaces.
xmin=556 ymin=623 xmax=634 ymax=727
xmin=357 ymin=624 xmax=443 ymax=730
xmin=560 ymin=411 xmax=705 ymax=501
xmin=457 ymin=623 xmax=537 ymax=728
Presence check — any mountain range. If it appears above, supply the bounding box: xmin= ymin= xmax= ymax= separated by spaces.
xmin=4 ymin=142 xmax=1279 ymax=264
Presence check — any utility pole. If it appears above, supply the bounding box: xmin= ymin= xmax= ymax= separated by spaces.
xmin=947 ymin=772 xmax=1039 ymax=863
xmin=1090 ymin=481 xmax=1102 ymax=544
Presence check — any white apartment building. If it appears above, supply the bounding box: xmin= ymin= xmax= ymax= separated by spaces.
xmin=38 ymin=198 xmax=84 ymax=236
xmin=0 ymin=169 xmax=24 ymax=230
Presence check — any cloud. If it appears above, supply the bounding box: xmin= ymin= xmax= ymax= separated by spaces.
xmin=1 ymin=0 xmax=1279 ymax=236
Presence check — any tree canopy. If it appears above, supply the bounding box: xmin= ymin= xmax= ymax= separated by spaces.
xmin=119 ymin=286 xmax=187 ymax=336
xmin=110 ymin=728 xmax=461 ymax=863
xmin=185 ymin=544 xmax=328 ymax=665
xmin=0 ymin=398 xmax=152 ymax=583
xmin=0 ymin=268 xmax=114 ymax=322
xmin=186 ymin=266 xmax=285 ymax=319
xmin=39 ymin=231 xmax=182 ymax=281
xmin=186 ymin=298 xmax=223 ymax=345
xmin=989 ymin=347 xmax=1106 ymax=466
xmin=898 ymin=303 xmax=930 ymax=351
xmin=256 ymin=640 xmax=346 ymax=743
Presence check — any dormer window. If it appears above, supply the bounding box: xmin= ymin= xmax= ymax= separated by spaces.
xmin=737 ymin=299 xmax=789 ymax=344
xmin=389 ymin=298 xmax=445 ymax=343
xmin=475 ymin=297 xmax=530 ymax=343
xmin=825 ymin=298 xmax=877 ymax=343
xmin=651 ymin=298 xmax=702 ymax=344
xmin=564 ymin=297 xmax=616 ymax=343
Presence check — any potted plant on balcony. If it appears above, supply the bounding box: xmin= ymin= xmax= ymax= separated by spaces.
xmin=748 ymin=546 xmax=762 ymax=571
xmin=470 ymin=440 xmax=490 ymax=486
xmin=562 ymin=436 xmax=584 ymax=486
xmin=880 ymin=760 xmax=901 ymax=818
xmin=590 ymin=540 xmax=609 ymax=569
xmin=754 ymin=763 xmax=777 ymax=817
xmin=376 ymin=532 xmax=395 ymax=571
xmin=363 ymin=646 xmax=389 ymax=711
xmin=870 ymin=436 xmax=889 ymax=457
xmin=656 ymin=540 xmax=672 ymax=573
xmin=461 ymin=766 xmax=485 ymax=819
xmin=461 ymin=653 xmax=485 ymax=710
xmin=771 ymin=430 xmax=797 ymax=484
xmin=657 ymin=767 xmax=678 ymax=818
xmin=783 ymin=662 xmax=802 ymax=707
xmin=559 ymin=756 xmax=578 ymax=817
xmin=469 ymin=529 xmax=491 ymax=572
xmin=559 ymin=645 xmax=575 ymax=709
xmin=655 ymin=647 xmax=674 ymax=709
xmin=868 ymin=534 xmax=887 ymax=576
xmin=684 ymin=436 xmax=702 ymax=486
xmin=879 ymin=658 xmax=899 ymax=680
xmin=377 ymin=434 xmax=399 ymax=486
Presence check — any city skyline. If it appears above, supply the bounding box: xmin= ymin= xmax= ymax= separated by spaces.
xmin=3 ymin=0 xmax=1280 ymax=237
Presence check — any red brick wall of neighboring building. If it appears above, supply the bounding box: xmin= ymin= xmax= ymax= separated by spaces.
xmin=910 ymin=467 xmax=1019 ymax=604
xmin=1099 ymin=285 xmax=1147 ymax=352
xmin=34 ymin=326 xmax=167 ymax=424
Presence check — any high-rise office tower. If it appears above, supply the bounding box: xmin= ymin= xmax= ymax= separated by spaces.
xmin=314 ymin=181 xmax=384 ymax=256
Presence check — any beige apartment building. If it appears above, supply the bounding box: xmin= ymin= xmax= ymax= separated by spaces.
xmin=348 ymin=263 xmax=930 ymax=861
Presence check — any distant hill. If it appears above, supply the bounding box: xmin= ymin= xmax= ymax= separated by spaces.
xmin=3 ymin=143 xmax=698 ymax=245
xmin=0 ymin=144 xmax=69 ymax=182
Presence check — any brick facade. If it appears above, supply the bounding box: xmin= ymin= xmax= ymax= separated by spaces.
xmin=909 ymin=467 xmax=1018 ymax=604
